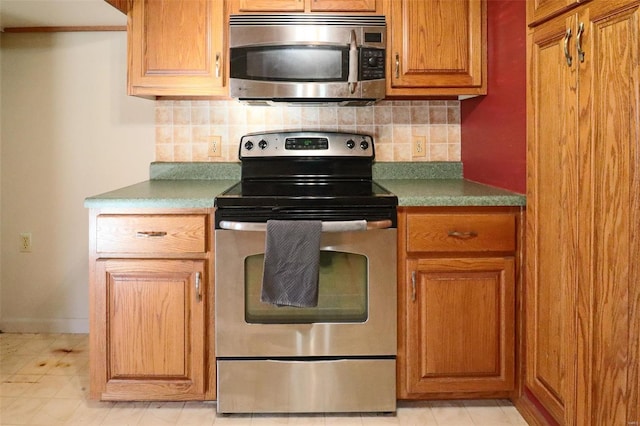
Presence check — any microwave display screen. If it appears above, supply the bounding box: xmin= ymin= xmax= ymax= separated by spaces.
xmin=364 ymin=32 xmax=383 ymax=43
xmin=232 ymin=46 xmax=349 ymax=82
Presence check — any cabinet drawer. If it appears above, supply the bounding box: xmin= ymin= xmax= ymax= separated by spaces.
xmin=406 ymin=214 xmax=516 ymax=253
xmin=96 ymin=215 xmax=206 ymax=254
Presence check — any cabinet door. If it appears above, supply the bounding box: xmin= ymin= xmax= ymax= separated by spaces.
xmin=528 ymin=0 xmax=583 ymax=25
xmin=230 ymin=0 xmax=378 ymax=12
xmin=310 ymin=0 xmax=377 ymax=12
xmin=525 ymin=11 xmax=579 ymax=424
xmin=575 ymin=3 xmax=640 ymax=425
xmin=233 ymin=0 xmax=305 ymax=12
xmin=386 ymin=0 xmax=486 ymax=96
xmin=91 ymin=259 xmax=206 ymax=400
xmin=128 ymin=0 xmax=225 ymax=97
xmin=405 ymin=257 xmax=515 ymax=395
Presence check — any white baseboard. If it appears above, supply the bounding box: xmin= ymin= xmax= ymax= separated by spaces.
xmin=0 ymin=318 xmax=89 ymax=334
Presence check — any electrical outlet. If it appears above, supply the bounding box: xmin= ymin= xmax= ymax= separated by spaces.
xmin=412 ymin=136 xmax=426 ymax=158
xmin=208 ymin=136 xmax=222 ymax=158
xmin=19 ymin=233 xmax=32 ymax=253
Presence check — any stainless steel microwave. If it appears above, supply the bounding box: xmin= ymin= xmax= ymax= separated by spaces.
xmin=229 ymin=15 xmax=386 ymax=106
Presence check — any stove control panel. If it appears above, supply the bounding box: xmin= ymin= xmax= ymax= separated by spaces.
xmin=239 ymin=131 xmax=374 ymax=158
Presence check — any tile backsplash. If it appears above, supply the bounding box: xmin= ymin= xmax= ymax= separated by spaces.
xmin=155 ymin=99 xmax=460 ymax=162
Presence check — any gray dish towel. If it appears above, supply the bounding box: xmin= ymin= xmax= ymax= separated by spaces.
xmin=261 ymin=220 xmax=322 ymax=308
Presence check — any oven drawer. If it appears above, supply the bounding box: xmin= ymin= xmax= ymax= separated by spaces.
xmin=96 ymin=214 xmax=206 ymax=254
xmin=406 ymin=213 xmax=516 ymax=253
xmin=217 ymin=359 xmax=396 ymax=413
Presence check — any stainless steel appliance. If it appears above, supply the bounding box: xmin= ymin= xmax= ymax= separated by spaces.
xmin=229 ymin=15 xmax=386 ymax=106
xmin=214 ymin=131 xmax=397 ymax=414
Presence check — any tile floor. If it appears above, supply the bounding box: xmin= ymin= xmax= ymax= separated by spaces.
xmin=0 ymin=333 xmax=529 ymax=425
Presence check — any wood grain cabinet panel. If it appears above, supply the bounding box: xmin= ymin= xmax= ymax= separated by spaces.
xmin=525 ymin=11 xmax=578 ymax=423
xmin=407 ymin=213 xmax=515 ymax=253
xmin=527 ymin=0 xmax=588 ymax=26
xmin=234 ymin=0 xmax=305 ymax=12
xmin=406 ymin=257 xmax=515 ymax=394
xmin=385 ymin=0 xmax=486 ymax=97
xmin=310 ymin=0 xmax=377 ymax=12
xmin=397 ymin=207 xmax=521 ymax=400
xmin=229 ymin=0 xmax=380 ymax=13
xmin=522 ymin=0 xmax=640 ymax=424
xmin=128 ymin=0 xmax=226 ymax=97
xmin=96 ymin=215 xmax=206 ymax=254
xmin=89 ymin=208 xmax=215 ymax=402
xmin=94 ymin=259 xmax=206 ymax=400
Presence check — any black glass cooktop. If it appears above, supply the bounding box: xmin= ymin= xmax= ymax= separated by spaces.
xmin=215 ymin=180 xmax=397 ymax=208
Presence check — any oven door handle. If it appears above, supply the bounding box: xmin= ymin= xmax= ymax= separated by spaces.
xmin=218 ymin=219 xmax=392 ymax=232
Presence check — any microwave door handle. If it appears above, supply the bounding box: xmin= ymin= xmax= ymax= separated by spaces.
xmin=348 ymin=30 xmax=358 ymax=94
xmin=218 ymin=220 xmax=392 ymax=232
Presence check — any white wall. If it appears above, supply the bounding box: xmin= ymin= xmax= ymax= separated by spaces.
xmin=0 ymin=31 xmax=155 ymax=333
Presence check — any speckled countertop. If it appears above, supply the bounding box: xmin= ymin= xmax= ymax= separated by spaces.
xmin=84 ymin=162 xmax=525 ymax=208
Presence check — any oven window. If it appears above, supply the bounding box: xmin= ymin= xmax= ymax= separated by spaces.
xmin=244 ymin=251 xmax=368 ymax=324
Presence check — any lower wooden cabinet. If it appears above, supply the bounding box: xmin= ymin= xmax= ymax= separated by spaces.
xmin=397 ymin=207 xmax=521 ymax=399
xmin=405 ymin=257 xmax=515 ymax=395
xmin=89 ymin=209 xmax=215 ymax=401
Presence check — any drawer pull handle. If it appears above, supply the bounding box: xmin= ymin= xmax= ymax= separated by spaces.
xmin=136 ymin=231 xmax=167 ymax=238
xmin=448 ymin=230 xmax=478 ymax=240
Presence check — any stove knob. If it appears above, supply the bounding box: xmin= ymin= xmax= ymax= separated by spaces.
xmin=360 ymin=140 xmax=370 ymax=150
xmin=244 ymin=141 xmax=254 ymax=151
xmin=346 ymin=139 xmax=356 ymax=149
xmin=258 ymin=139 xmax=268 ymax=150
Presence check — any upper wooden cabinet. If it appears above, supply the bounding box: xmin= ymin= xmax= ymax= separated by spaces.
xmin=128 ymin=0 xmax=226 ymax=97
xmin=384 ymin=0 xmax=487 ymax=97
xmin=105 ymin=0 xmax=129 ymax=14
xmin=229 ymin=0 xmax=381 ymax=13
xmin=123 ymin=0 xmax=486 ymax=98
xmin=527 ymin=0 xmax=591 ymax=26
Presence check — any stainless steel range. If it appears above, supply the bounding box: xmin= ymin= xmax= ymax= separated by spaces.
xmin=214 ymin=131 xmax=397 ymax=414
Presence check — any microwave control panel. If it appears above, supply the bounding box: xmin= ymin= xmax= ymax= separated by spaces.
xmin=360 ymin=48 xmax=385 ymax=81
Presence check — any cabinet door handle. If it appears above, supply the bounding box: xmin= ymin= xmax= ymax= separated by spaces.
xmin=195 ymin=272 xmax=202 ymax=302
xmin=411 ymin=271 xmax=417 ymax=302
xmin=576 ymin=22 xmax=585 ymax=63
xmin=447 ymin=230 xmax=478 ymax=240
xmin=563 ymin=28 xmax=573 ymax=67
xmin=395 ymin=53 xmax=400 ymax=78
xmin=136 ymin=231 xmax=167 ymax=238
xmin=215 ymin=53 xmax=221 ymax=78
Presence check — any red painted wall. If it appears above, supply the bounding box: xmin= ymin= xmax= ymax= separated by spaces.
xmin=461 ymin=0 xmax=527 ymax=194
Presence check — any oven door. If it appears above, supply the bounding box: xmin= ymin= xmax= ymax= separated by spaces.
xmin=214 ymin=221 xmax=397 ymax=358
